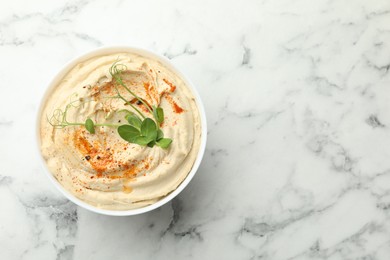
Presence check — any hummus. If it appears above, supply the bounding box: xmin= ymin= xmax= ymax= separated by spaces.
xmin=40 ymin=52 xmax=202 ymax=210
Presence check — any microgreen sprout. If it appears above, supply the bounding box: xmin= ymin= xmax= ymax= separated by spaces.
xmin=47 ymin=61 xmax=172 ymax=149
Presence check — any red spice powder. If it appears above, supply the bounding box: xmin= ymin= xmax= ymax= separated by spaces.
xmin=163 ymin=78 xmax=176 ymax=92
xmin=164 ymin=94 xmax=184 ymax=114
xmin=73 ymin=130 xmax=114 ymax=175
xmin=143 ymin=82 xmax=152 ymax=103
xmin=143 ymin=82 xmax=159 ymax=103
xmin=73 ymin=131 xmax=153 ymax=180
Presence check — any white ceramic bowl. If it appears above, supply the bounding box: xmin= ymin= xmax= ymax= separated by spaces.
xmin=36 ymin=46 xmax=207 ymax=216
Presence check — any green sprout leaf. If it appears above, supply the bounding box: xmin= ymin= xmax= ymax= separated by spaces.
xmin=85 ymin=118 xmax=95 ymax=134
xmin=147 ymin=140 xmax=156 ymax=148
xmin=118 ymin=125 xmax=140 ymax=143
xmin=156 ymin=138 xmax=172 ymax=149
xmin=153 ymin=106 xmax=164 ymax=124
xmin=141 ymin=118 xmax=157 ymax=141
xmin=125 ymin=114 xmax=142 ymax=130
xmin=156 ymin=129 xmax=164 ymax=141
xmin=134 ymin=136 xmax=152 ymax=146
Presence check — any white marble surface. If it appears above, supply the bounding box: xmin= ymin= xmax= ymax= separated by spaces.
xmin=2 ymin=0 xmax=390 ymax=259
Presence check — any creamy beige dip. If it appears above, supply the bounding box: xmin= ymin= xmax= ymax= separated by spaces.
xmin=40 ymin=52 xmax=202 ymax=210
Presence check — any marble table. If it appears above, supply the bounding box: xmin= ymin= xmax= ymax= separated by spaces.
xmin=2 ymin=0 xmax=390 ymax=259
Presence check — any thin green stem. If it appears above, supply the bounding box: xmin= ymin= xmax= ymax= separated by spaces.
xmin=114 ymin=86 xmax=145 ymax=119
xmin=110 ymin=62 xmax=154 ymax=116
xmin=117 ymin=80 xmax=153 ymax=115
xmin=60 ymin=122 xmax=121 ymax=128
xmin=95 ymin=123 xmax=121 ymax=127
xmin=66 ymin=122 xmax=84 ymax=126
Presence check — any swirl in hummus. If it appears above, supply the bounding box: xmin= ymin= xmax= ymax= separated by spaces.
xmin=40 ymin=52 xmax=202 ymax=210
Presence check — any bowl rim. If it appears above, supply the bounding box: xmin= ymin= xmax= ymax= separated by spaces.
xmin=35 ymin=46 xmax=207 ymax=216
